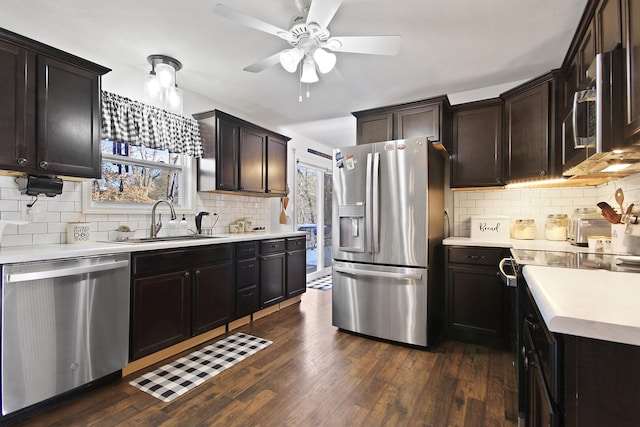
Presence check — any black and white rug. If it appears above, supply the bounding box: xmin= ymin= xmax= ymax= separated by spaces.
xmin=129 ymin=332 xmax=272 ymax=402
xmin=307 ymin=275 xmax=332 ymax=290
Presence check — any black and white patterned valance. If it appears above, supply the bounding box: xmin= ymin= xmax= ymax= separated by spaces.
xmin=101 ymin=91 xmax=203 ymax=158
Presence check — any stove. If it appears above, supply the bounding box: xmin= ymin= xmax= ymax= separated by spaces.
xmin=511 ymin=249 xmax=640 ymax=273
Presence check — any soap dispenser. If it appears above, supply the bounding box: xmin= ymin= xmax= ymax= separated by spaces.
xmin=179 ymin=215 xmax=188 ymax=235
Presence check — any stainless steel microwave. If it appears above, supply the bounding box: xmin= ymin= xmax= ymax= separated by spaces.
xmin=562 ymin=48 xmax=625 ymax=176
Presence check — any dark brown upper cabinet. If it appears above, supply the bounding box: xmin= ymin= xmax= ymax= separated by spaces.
xmin=194 ymin=109 xmax=290 ymax=196
xmin=0 ymin=28 xmax=109 ymax=179
xmin=622 ymin=0 xmax=640 ymax=143
xmin=501 ymin=72 xmax=560 ymax=183
xmin=451 ymin=99 xmax=503 ymax=188
xmin=352 ymin=97 xmax=449 ymax=148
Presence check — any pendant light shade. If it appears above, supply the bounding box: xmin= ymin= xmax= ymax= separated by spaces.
xmin=313 ymin=48 xmax=336 ymax=74
xmin=279 ymin=48 xmax=303 ymax=73
xmin=144 ymin=55 xmax=184 ymax=114
xmin=300 ymin=57 xmax=319 ymax=83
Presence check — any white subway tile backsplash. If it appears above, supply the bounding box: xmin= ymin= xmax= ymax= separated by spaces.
xmin=0 ymin=175 xmax=273 ymax=247
xmin=452 ymin=173 xmax=640 ymax=237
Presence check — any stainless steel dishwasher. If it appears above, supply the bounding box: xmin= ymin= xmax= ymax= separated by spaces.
xmin=1 ymin=253 xmax=130 ymax=415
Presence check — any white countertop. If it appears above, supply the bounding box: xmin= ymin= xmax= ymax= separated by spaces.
xmin=0 ymin=231 xmax=306 ymax=264
xmin=523 ymin=265 xmax=640 ymax=346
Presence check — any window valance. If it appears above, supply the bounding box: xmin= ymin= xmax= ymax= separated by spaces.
xmin=101 ymin=91 xmax=203 ymax=158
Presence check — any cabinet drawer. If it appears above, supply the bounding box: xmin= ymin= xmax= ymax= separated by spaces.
xmin=447 ymin=247 xmax=506 ymax=266
xmin=237 ymin=241 xmax=258 ymax=259
xmin=236 ymin=258 xmax=257 ymax=288
xmin=236 ymin=285 xmax=259 ymax=318
xmin=286 ymin=236 xmax=306 ymax=251
xmin=133 ymin=244 xmax=232 ymax=276
xmin=260 ymin=239 xmax=285 ymax=255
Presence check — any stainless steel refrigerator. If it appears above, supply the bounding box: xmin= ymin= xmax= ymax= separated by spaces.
xmin=331 ymin=137 xmax=445 ymax=347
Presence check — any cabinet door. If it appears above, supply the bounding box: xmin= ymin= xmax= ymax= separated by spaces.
xmin=36 ymin=55 xmax=101 ymax=178
xmin=236 ymin=285 xmax=259 ymax=318
xmin=216 ymin=115 xmax=239 ymax=190
xmin=286 ymin=249 xmax=306 ymax=298
xmin=356 ymin=112 xmax=393 ymax=145
xmin=447 ymin=265 xmax=505 ymax=348
xmin=237 ymin=257 xmax=258 ymax=288
xmin=451 ymin=104 xmax=503 ymax=187
xmin=396 ymin=103 xmax=441 ymax=143
xmin=623 ymin=0 xmax=640 ymax=142
xmin=131 ymin=270 xmax=192 ymax=360
xmin=578 ymin=18 xmax=597 ymax=84
xmin=266 ymin=135 xmax=287 ymax=195
xmin=192 ymin=262 xmax=234 ymax=335
xmin=504 ymin=82 xmax=550 ymax=181
xmin=0 ymin=40 xmax=34 ymax=173
xmin=596 ymin=0 xmax=622 ymax=53
xmin=239 ymin=126 xmax=266 ymax=193
xmin=260 ymin=252 xmax=285 ymax=307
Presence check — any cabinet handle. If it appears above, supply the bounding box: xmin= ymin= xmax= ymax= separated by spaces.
xmin=539 ymin=170 xmax=546 ymax=176
xmin=525 ymin=317 xmax=539 ymax=331
xmin=464 ymin=255 xmax=485 ymax=260
xmin=194 ymin=270 xmax=200 ymax=276
xmin=39 ymin=161 xmax=48 ymax=169
xmin=17 ymin=158 xmax=27 ymax=167
xmin=241 ymin=291 xmax=254 ymax=298
xmin=184 ymin=272 xmax=190 ymax=278
xmin=241 ymin=263 xmax=255 ymax=269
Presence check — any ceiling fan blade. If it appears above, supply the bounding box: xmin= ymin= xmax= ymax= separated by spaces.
xmin=326 ymin=35 xmax=402 ymax=55
xmin=306 ymin=0 xmax=343 ymax=28
xmin=243 ymin=52 xmax=282 ymax=73
xmin=214 ymin=4 xmax=293 ymax=41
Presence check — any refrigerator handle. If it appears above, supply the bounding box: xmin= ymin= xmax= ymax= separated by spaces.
xmin=365 ymin=153 xmax=373 ymax=253
xmin=334 ymin=265 xmax=422 ymax=281
xmin=372 ymin=152 xmax=380 ymax=253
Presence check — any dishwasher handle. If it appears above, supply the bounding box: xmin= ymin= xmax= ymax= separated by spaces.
xmin=498 ymin=257 xmax=518 ymax=288
xmin=334 ymin=265 xmax=422 ymax=281
xmin=5 ymin=259 xmax=129 ymax=283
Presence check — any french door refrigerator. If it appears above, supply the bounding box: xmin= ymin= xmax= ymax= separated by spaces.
xmin=332 ymin=137 xmax=445 ymax=347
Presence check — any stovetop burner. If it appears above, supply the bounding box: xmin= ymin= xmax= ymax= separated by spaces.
xmin=511 ymin=249 xmax=640 ymax=273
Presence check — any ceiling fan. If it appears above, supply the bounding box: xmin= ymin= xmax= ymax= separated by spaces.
xmin=214 ymin=0 xmax=402 ymax=85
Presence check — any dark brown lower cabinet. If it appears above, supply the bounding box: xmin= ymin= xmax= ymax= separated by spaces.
xmin=446 ymin=246 xmax=512 ymax=350
xmin=520 ymin=282 xmax=640 ymax=427
xmin=130 ymin=244 xmax=233 ymax=361
xmin=131 ymin=270 xmax=191 ymax=360
xmin=286 ymin=237 xmax=306 ymax=298
xmin=236 ymin=241 xmax=259 ymax=317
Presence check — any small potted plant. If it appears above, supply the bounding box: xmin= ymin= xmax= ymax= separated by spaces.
xmin=115 ymin=225 xmax=136 ymax=241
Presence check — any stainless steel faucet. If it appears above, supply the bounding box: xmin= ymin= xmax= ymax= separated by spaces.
xmin=150 ymin=200 xmax=177 ymax=237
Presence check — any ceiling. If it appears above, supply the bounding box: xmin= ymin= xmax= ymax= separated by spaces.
xmin=1 ymin=0 xmax=588 ymax=147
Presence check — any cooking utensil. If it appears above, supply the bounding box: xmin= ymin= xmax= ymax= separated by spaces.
xmin=626 ymin=203 xmax=634 ymax=215
xmin=597 ymin=201 xmax=622 ymax=224
xmin=615 ymin=188 xmax=624 ymax=213
xmin=279 ymin=198 xmax=287 ymax=224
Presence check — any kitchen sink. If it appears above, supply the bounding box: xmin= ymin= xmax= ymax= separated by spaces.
xmin=111 ymin=234 xmax=224 ymax=244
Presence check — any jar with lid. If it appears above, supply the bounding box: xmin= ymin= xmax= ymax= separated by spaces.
xmin=545 ymin=214 xmax=569 ymax=241
xmin=512 ymin=219 xmax=537 ymax=239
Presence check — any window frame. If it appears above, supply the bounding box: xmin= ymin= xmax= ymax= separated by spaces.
xmin=81 ymin=145 xmax=197 ymax=215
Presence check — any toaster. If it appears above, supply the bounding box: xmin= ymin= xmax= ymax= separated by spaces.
xmin=568 ymin=218 xmax=611 ymax=246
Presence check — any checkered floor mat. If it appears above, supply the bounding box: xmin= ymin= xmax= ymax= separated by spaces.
xmin=307 ymin=275 xmax=332 ymax=290
xmin=129 ymin=332 xmax=272 ymax=402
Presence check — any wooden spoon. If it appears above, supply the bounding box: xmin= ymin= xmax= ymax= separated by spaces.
xmin=615 ymin=188 xmax=624 ymax=213
xmin=279 ymin=198 xmax=287 ymax=224
xmin=597 ymin=201 xmax=622 ymax=224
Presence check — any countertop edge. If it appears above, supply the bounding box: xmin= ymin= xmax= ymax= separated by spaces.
xmin=0 ymin=231 xmax=306 ymax=264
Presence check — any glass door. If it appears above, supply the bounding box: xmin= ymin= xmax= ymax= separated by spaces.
xmin=296 ymin=163 xmax=332 ymax=280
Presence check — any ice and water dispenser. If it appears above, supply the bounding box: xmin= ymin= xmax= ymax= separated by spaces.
xmin=338 ymin=203 xmax=366 ymax=252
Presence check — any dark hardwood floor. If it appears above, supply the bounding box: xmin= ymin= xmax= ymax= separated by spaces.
xmin=15 ymin=289 xmax=517 ymax=426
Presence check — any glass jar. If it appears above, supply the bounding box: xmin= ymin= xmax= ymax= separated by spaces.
xmin=512 ymin=219 xmax=537 ymax=240
xmin=545 ymin=214 xmax=569 ymax=241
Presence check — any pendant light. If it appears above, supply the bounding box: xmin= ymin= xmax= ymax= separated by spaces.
xmin=144 ymin=55 xmax=184 ymax=114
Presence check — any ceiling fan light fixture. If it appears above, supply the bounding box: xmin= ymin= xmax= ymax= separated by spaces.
xmin=300 ymin=57 xmax=319 ymax=83
xmin=313 ymin=47 xmax=336 ymax=73
xmin=280 ymin=48 xmax=303 ymax=73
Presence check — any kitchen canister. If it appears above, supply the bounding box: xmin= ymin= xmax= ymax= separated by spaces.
xmin=545 ymin=214 xmax=569 ymax=241
xmin=512 ymin=219 xmax=537 ymax=240
xmin=67 ymin=222 xmax=91 ymax=243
